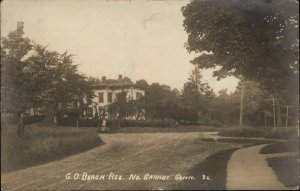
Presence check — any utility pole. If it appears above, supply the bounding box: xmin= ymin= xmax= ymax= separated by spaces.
xmin=272 ymin=98 xmax=276 ymax=128
xmin=281 ymin=105 xmax=298 ymax=128
xmin=239 ymin=80 xmax=245 ymax=129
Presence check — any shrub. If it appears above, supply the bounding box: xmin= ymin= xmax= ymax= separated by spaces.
xmin=1 ymin=124 xmax=103 ymax=172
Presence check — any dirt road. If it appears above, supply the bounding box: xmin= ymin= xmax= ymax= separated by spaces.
xmin=2 ymin=132 xmax=233 ymax=190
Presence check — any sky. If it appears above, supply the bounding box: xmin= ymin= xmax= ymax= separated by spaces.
xmin=1 ymin=0 xmax=239 ymax=93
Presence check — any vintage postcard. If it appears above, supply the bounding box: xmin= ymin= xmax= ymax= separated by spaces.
xmin=1 ymin=0 xmax=299 ymax=190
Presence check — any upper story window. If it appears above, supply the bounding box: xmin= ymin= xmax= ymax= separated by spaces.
xmin=136 ymin=92 xmax=143 ymax=100
xmin=108 ymin=92 xmax=112 ymax=102
xmin=98 ymin=93 xmax=104 ymax=103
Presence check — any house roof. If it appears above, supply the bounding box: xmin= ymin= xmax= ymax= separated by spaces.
xmin=91 ymin=83 xmax=145 ymax=91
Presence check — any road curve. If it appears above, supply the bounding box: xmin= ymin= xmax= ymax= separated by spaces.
xmin=1 ymin=132 xmax=230 ymax=190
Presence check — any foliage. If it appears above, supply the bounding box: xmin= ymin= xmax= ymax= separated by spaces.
xmin=182 ymin=66 xmax=205 ymax=109
xmin=1 ymin=124 xmax=102 ymax=172
xmin=1 ymin=22 xmax=32 ymax=115
xmin=135 ymin=79 xmax=149 ymax=89
xmin=182 ymin=66 xmax=215 ymax=122
xmin=1 ymin=23 xmax=94 ymax=126
xmin=26 ymin=44 xmax=94 ymax=122
xmin=107 ymin=91 xmax=143 ymax=119
xmin=143 ymin=83 xmax=181 ymax=120
xmin=182 ymin=0 xmax=299 ymax=102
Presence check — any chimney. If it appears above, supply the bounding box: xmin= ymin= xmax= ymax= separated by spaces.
xmin=102 ymin=76 xmax=106 ymax=82
xmin=118 ymin=75 xmax=123 ymax=81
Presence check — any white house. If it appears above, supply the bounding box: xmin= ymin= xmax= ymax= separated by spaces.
xmin=89 ymin=75 xmax=145 ymax=118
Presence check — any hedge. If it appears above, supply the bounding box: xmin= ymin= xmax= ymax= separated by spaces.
xmin=56 ymin=117 xmax=98 ymax=127
xmin=56 ymin=117 xmax=172 ymax=128
xmin=113 ymin=119 xmax=172 ymax=128
xmin=1 ymin=115 xmax=46 ymax=125
xmin=218 ymin=127 xmax=298 ymax=140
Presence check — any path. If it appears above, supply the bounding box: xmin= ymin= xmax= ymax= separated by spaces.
xmin=226 ymin=144 xmax=287 ymax=190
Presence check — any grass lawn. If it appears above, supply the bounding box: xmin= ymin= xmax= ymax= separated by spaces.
xmin=260 ymin=140 xmax=299 ymax=154
xmin=1 ymin=123 xmax=103 ymax=173
xmin=260 ymin=140 xmax=299 ymax=188
xmin=267 ymin=156 xmax=299 ymax=188
xmin=175 ymin=148 xmax=238 ymax=190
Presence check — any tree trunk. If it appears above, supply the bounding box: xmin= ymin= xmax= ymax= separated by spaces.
xmin=45 ymin=103 xmax=57 ymax=124
xmin=17 ymin=113 xmax=25 ymax=137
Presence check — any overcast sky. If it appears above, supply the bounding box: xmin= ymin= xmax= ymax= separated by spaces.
xmin=1 ymin=0 xmax=238 ymax=93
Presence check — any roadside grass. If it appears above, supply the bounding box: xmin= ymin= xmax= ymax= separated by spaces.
xmin=218 ymin=127 xmax=298 ymax=140
xmin=260 ymin=140 xmax=299 ymax=188
xmin=176 ymin=148 xmax=238 ymax=190
xmin=267 ymin=156 xmax=299 ymax=188
xmin=202 ymin=137 xmax=277 ymax=145
xmin=1 ymin=123 xmax=103 ymax=173
xmin=118 ymin=126 xmax=222 ymax=133
xmin=260 ymin=140 xmax=299 ymax=154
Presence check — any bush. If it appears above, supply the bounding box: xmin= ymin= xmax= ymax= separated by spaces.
xmin=1 ymin=124 xmax=103 ymax=172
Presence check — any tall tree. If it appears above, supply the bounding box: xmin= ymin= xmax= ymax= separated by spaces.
xmin=182 ymin=0 xmax=299 ymax=127
xmin=136 ymin=79 xmax=149 ymax=89
xmin=182 ymin=66 xmax=212 ymax=120
xmin=26 ymin=44 xmax=93 ymax=123
xmin=1 ymin=23 xmax=94 ymax=130
xmin=1 ymin=22 xmax=32 ymax=136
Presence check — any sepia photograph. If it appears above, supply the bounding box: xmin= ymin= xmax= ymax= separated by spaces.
xmin=1 ymin=0 xmax=299 ymax=190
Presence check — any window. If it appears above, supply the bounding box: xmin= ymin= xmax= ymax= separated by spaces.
xmin=108 ymin=92 xmax=112 ymax=102
xmin=98 ymin=93 xmax=104 ymax=103
xmin=136 ymin=92 xmax=143 ymax=100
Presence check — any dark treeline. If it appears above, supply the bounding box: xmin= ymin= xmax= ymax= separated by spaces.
xmin=107 ymin=65 xmax=298 ymax=128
